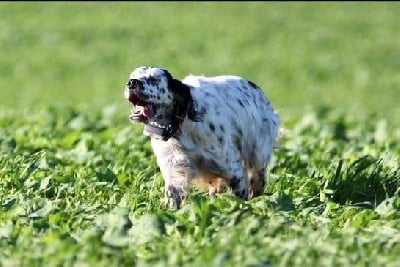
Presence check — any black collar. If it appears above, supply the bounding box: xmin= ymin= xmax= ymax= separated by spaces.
xmin=144 ymin=117 xmax=182 ymax=141
xmin=144 ymin=100 xmax=189 ymax=141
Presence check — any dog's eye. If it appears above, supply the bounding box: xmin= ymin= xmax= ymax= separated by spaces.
xmin=127 ymin=79 xmax=143 ymax=90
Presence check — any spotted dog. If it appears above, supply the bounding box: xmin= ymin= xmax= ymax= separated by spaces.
xmin=124 ymin=66 xmax=280 ymax=208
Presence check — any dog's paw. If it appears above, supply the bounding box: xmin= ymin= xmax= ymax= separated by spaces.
xmin=161 ymin=185 xmax=187 ymax=209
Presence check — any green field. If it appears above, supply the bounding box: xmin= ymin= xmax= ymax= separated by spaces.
xmin=1 ymin=2 xmax=399 ymax=266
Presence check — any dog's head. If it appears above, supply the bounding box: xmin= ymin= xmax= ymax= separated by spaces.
xmin=124 ymin=66 xmax=200 ymax=139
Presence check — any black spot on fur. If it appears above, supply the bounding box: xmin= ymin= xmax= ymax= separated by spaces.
xmin=209 ymin=123 xmax=215 ymax=132
xmin=238 ymin=99 xmax=244 ymax=108
xmin=218 ymin=136 xmax=223 ymax=144
xmin=219 ymin=125 xmax=225 ymax=133
xmin=247 ymin=80 xmax=259 ymax=90
xmin=148 ymin=76 xmax=158 ymax=86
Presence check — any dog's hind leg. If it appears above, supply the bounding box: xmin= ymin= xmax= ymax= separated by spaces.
xmin=224 ymin=159 xmax=249 ymax=200
xmin=248 ymin=168 xmax=265 ymax=199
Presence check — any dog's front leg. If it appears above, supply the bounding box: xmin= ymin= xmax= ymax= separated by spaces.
xmin=161 ymin=163 xmax=191 ymax=209
xmin=151 ymin=138 xmax=193 ymax=208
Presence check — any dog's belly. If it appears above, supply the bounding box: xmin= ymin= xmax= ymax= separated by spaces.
xmin=191 ymin=173 xmax=228 ymax=194
xmin=186 ymin=144 xmax=235 ymax=194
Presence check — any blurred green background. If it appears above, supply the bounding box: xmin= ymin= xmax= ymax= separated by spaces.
xmin=1 ymin=2 xmax=399 ymax=128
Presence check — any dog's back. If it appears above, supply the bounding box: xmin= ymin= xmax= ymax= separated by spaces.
xmin=181 ymin=74 xmax=280 ymax=169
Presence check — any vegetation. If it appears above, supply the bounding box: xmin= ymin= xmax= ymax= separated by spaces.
xmin=0 ymin=2 xmax=399 ymax=266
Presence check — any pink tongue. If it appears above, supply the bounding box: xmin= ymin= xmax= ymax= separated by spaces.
xmin=135 ymin=106 xmax=151 ymax=118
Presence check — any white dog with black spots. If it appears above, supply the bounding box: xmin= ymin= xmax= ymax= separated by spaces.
xmin=124 ymin=66 xmax=280 ymax=208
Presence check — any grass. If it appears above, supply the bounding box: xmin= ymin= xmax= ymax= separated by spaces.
xmin=0 ymin=2 xmax=399 ymax=266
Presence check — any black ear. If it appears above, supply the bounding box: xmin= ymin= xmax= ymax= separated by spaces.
xmin=168 ymin=77 xmax=203 ymax=122
xmin=161 ymin=68 xmax=190 ymax=99
xmin=169 ymin=78 xmax=190 ymax=97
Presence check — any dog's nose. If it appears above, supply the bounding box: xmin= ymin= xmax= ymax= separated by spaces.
xmin=127 ymin=79 xmax=143 ymax=90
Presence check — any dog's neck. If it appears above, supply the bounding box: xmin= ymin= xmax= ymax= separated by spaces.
xmin=144 ymin=89 xmax=192 ymax=141
xmin=143 ymin=112 xmax=185 ymax=141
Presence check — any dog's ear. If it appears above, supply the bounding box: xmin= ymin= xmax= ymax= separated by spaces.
xmin=169 ymin=78 xmax=190 ymax=99
xmin=168 ymin=77 xmax=203 ymax=122
xmin=161 ymin=69 xmax=188 ymax=97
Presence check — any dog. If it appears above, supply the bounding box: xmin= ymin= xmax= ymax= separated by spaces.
xmin=124 ymin=66 xmax=280 ymax=208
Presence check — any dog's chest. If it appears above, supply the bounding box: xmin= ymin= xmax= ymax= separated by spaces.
xmin=151 ymin=132 xmax=226 ymax=173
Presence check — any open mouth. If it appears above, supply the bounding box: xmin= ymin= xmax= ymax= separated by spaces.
xmin=127 ymin=93 xmax=154 ymax=122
